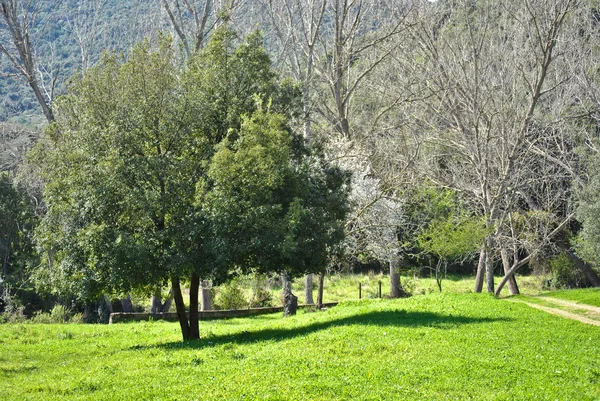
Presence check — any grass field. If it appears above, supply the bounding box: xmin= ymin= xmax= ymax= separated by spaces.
xmin=1 ymin=292 xmax=599 ymax=400
xmin=540 ymin=287 xmax=600 ymax=307
xmin=257 ymin=273 xmax=548 ymax=307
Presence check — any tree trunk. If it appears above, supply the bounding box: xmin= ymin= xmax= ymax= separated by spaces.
xmin=188 ymin=273 xmax=200 ymax=340
xmin=485 ymin=238 xmax=495 ymax=293
xmin=500 ymin=247 xmax=520 ymax=295
xmin=171 ymin=275 xmax=190 ymax=341
xmin=389 ymin=259 xmax=407 ymax=298
xmin=304 ymin=274 xmax=314 ymax=304
xmin=282 ymin=271 xmax=298 ymax=317
xmin=474 ymin=247 xmax=485 ymax=293
xmin=3 ymin=240 xmax=10 ymax=277
xmin=120 ymin=296 xmax=134 ymax=313
xmin=317 ymin=272 xmax=325 ymax=309
xmin=201 ymin=280 xmax=212 ymax=311
xmin=565 ymin=251 xmax=600 ymax=287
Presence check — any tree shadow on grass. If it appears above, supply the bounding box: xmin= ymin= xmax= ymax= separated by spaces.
xmin=139 ymin=310 xmax=511 ymax=351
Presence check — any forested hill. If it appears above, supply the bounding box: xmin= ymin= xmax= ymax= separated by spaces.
xmin=0 ymin=0 xmax=159 ymax=124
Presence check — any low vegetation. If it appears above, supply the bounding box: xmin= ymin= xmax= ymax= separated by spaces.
xmin=1 ymin=292 xmax=599 ymax=401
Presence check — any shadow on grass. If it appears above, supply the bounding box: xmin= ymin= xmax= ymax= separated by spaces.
xmin=139 ymin=310 xmax=510 ymax=351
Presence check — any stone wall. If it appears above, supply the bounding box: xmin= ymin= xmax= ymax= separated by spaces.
xmin=109 ymin=302 xmax=338 ymax=324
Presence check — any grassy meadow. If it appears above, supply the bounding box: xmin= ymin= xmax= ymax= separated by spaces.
xmin=237 ymin=272 xmax=549 ymax=308
xmin=1 ymin=291 xmax=599 ymax=400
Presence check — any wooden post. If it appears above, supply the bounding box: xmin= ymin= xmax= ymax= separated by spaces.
xmin=359 ymin=282 xmax=362 ymax=299
xmin=378 ymin=281 xmax=382 ymax=298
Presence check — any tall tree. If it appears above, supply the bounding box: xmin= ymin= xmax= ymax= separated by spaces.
xmin=0 ymin=0 xmax=56 ymax=122
xmin=202 ymin=109 xmax=349 ymax=316
xmin=31 ymin=26 xmax=311 ymax=339
xmin=400 ymin=0 xmax=580 ymax=295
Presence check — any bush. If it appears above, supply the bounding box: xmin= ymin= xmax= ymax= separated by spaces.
xmin=249 ymin=287 xmax=273 ymax=308
xmin=0 ymin=286 xmax=26 ymax=323
xmin=214 ymin=281 xmax=248 ymax=310
xmin=546 ymin=253 xmax=585 ymax=289
xmin=31 ymin=304 xmax=72 ymax=324
xmin=249 ymin=274 xmax=274 ymax=308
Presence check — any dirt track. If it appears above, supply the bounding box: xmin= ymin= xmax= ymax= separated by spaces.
xmin=508 ymin=297 xmax=600 ymax=327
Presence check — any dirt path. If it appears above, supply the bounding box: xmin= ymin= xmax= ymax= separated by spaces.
xmin=508 ymin=298 xmax=600 ymax=327
xmin=536 ymin=296 xmax=600 ymax=314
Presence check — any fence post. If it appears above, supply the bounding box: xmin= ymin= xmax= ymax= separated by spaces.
xmin=378 ymin=281 xmax=382 ymax=298
xmin=359 ymin=282 xmax=362 ymax=299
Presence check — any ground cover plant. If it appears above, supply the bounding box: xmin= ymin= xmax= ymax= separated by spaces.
xmin=1 ymin=292 xmax=599 ymax=401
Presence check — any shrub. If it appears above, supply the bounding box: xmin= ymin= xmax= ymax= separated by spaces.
xmin=249 ymin=274 xmax=274 ymax=308
xmin=50 ymin=304 xmax=70 ymax=323
xmin=249 ymin=287 xmax=273 ymax=308
xmin=547 ymin=253 xmax=585 ymax=289
xmin=31 ymin=304 xmax=73 ymax=324
xmin=214 ymin=281 xmax=248 ymax=310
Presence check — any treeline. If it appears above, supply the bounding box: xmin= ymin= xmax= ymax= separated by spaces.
xmin=2 ymin=0 xmax=600 ymax=337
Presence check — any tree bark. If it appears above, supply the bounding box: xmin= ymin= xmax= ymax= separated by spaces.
xmin=317 ymin=272 xmax=325 ymax=309
xmin=500 ymin=247 xmax=520 ymax=295
xmin=188 ymin=273 xmax=200 ymax=340
xmin=201 ymin=280 xmax=212 ymax=311
xmin=282 ymin=271 xmax=297 ymax=317
xmin=474 ymin=247 xmax=485 ymax=293
xmin=565 ymin=250 xmax=600 ymax=287
xmin=304 ymin=274 xmax=314 ymax=304
xmin=485 ymin=238 xmax=495 ymax=293
xmin=171 ymin=275 xmax=190 ymax=341
xmin=389 ymin=259 xmax=407 ymax=298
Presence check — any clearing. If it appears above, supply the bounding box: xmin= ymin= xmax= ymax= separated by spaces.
xmin=1 ymin=292 xmax=599 ymax=400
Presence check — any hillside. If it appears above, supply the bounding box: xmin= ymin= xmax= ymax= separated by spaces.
xmin=0 ymin=0 xmax=159 ymax=123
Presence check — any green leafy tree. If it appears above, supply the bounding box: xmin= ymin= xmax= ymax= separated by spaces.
xmin=417 ymin=213 xmax=488 ymax=292
xmin=0 ymin=171 xmax=38 ymax=314
xmin=30 ymin=26 xmax=319 ymax=339
xmin=202 ymin=109 xmax=349 ymax=315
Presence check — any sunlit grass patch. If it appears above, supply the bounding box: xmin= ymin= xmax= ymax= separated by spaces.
xmin=1 ymin=292 xmax=599 ymax=400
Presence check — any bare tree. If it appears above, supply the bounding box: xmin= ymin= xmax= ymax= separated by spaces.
xmin=0 ymin=122 xmax=36 ymax=172
xmin=160 ymin=0 xmax=241 ymax=58
xmin=0 ymin=0 xmax=57 ymax=122
xmin=403 ymin=0 xmax=580 ymax=295
xmin=65 ymin=0 xmax=107 ymax=76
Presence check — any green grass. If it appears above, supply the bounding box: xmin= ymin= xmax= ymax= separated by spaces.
xmin=274 ymin=273 xmax=548 ymax=306
xmin=541 ymin=288 xmax=600 ymax=307
xmin=1 ymin=293 xmax=599 ymax=400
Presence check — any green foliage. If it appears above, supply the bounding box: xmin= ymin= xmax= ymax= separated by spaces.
xmin=546 ymin=252 xmax=586 ymax=289
xmin=29 ymin=25 xmax=306 ymax=307
xmin=31 ymin=304 xmax=72 ymax=324
xmin=417 ymin=214 xmax=488 ymax=261
xmin=249 ymin=274 xmax=274 ymax=308
xmin=406 ymin=187 xmax=487 ymax=290
xmin=0 ymin=293 xmax=599 ymax=400
xmin=202 ymin=108 xmax=350 ymax=279
xmin=0 ymin=172 xmax=39 ymax=315
xmin=213 ymin=280 xmax=248 ymax=311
